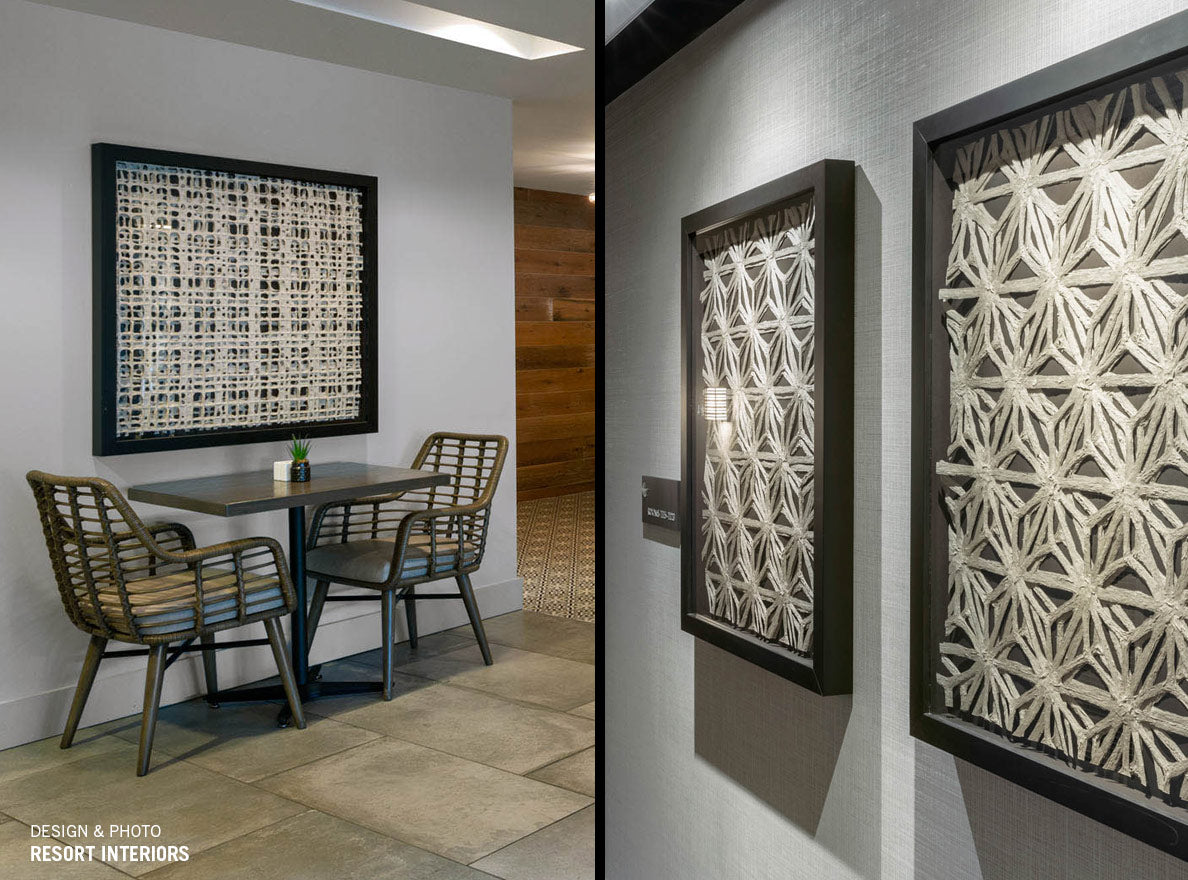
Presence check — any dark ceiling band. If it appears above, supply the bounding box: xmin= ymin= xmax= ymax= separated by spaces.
xmin=604 ymin=0 xmax=748 ymax=104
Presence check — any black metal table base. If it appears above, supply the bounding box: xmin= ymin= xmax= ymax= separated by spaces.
xmin=201 ymin=506 xmax=390 ymax=727
xmin=206 ymin=677 xmax=385 ymax=726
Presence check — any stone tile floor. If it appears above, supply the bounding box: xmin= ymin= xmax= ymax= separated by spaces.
xmin=0 ymin=611 xmax=595 ymax=879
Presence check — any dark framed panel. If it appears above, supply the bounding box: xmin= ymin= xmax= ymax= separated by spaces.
xmin=681 ymin=160 xmax=855 ymax=695
xmin=911 ymin=10 xmax=1188 ymax=859
xmin=92 ymin=143 xmax=378 ymax=456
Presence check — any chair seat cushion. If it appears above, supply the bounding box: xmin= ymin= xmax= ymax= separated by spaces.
xmin=306 ymin=534 xmax=474 ymax=585
xmin=76 ymin=568 xmax=285 ymax=637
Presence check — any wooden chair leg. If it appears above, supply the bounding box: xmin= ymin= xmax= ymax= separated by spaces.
xmin=200 ymin=634 xmax=219 ymax=706
xmin=456 ymin=574 xmax=492 ymax=666
xmin=61 ymin=635 xmax=106 ymax=749
xmin=137 ymin=644 xmax=168 ymax=776
xmin=264 ymin=618 xmax=306 ymax=730
xmin=404 ymin=585 xmax=418 ymax=649
xmin=306 ymin=579 xmax=330 ymax=652
xmin=381 ymin=591 xmax=396 ymax=700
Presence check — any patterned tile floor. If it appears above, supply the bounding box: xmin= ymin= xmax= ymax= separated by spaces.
xmin=0 ymin=612 xmax=594 ymax=879
xmin=518 ymin=492 xmax=595 ymax=622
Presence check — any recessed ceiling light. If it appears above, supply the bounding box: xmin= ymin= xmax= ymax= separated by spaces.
xmin=289 ymin=0 xmax=583 ymax=60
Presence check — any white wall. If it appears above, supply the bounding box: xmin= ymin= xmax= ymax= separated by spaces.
xmin=606 ymin=0 xmax=1188 ymax=878
xmin=0 ymin=0 xmax=519 ymax=749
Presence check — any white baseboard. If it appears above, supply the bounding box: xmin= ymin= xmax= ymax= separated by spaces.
xmin=0 ymin=577 xmax=522 ymax=751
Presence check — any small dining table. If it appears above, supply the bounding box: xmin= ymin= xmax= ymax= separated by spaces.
xmin=129 ymin=461 xmax=451 ymax=722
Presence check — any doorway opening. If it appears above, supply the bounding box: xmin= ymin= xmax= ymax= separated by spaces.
xmin=513 ymin=187 xmax=596 ymax=623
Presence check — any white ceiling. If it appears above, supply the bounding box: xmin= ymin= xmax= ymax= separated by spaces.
xmin=27 ymin=0 xmax=594 ymax=194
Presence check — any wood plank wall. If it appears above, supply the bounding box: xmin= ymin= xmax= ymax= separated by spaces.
xmin=515 ymin=187 xmax=596 ymax=502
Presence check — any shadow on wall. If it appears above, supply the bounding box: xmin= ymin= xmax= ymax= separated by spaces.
xmin=693 ymin=639 xmax=851 ymax=835
xmin=689 ymin=167 xmax=885 ymax=879
xmin=912 ymin=742 xmax=1188 ymax=880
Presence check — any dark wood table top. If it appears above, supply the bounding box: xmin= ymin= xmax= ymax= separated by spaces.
xmin=128 ymin=461 xmax=450 ymax=517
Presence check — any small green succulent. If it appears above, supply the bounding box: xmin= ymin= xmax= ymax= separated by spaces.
xmin=287 ymin=435 xmax=312 ymax=462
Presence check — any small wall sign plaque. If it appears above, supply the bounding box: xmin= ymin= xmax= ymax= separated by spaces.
xmin=642 ymin=476 xmax=680 ymax=546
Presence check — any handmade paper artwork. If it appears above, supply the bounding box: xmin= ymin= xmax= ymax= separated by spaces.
xmin=698 ymin=196 xmax=817 ymax=654
xmin=936 ymin=67 xmax=1188 ymax=806
xmin=93 ymin=144 xmax=377 ymax=455
xmin=681 ymin=161 xmax=854 ymax=694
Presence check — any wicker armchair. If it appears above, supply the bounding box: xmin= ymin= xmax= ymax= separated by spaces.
xmin=304 ymin=432 xmax=509 ymax=699
xmin=27 ymin=471 xmax=306 ymax=776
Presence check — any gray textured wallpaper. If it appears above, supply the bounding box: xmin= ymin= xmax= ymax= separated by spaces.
xmin=604 ymin=0 xmax=1188 ymax=878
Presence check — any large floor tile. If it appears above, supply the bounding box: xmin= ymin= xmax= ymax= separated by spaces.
xmin=258 ymin=737 xmax=590 ymax=863
xmin=471 ymin=806 xmax=594 ymax=880
xmin=0 ymin=821 xmax=130 ymax=879
xmin=303 ymin=662 xmax=435 ymax=718
xmin=346 ymin=629 xmax=475 ymax=669
xmin=145 ymin=809 xmax=493 ymax=880
xmin=455 ymin=612 xmax=594 ymax=664
xmin=401 ymin=645 xmax=594 ymax=711
xmin=0 ymin=729 xmax=129 ymax=786
xmin=239 ymin=629 xmax=463 ymax=698
xmin=336 ymin=683 xmax=594 ymax=774
xmin=568 ymin=702 xmax=595 ymax=720
xmin=0 ymin=742 xmax=304 ymax=876
xmin=100 ymin=701 xmax=379 ymax=783
xmin=527 ymin=748 xmax=594 ymax=797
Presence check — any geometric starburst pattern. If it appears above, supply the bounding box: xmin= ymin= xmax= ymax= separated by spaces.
xmin=113 ymin=160 xmax=365 ymax=439
xmin=699 ymin=196 xmax=816 ymax=655
xmin=937 ymin=69 xmax=1188 ymax=805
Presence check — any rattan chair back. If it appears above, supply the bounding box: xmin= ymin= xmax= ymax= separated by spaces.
xmin=302 ymin=433 xmax=509 ymax=688
xmin=412 ymin=432 xmax=508 ymax=509
xmin=309 ymin=433 xmax=508 ymax=576
xmin=408 ymin=432 xmax=508 ymax=572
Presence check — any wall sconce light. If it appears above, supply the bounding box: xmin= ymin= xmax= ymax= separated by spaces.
xmin=703 ymin=386 xmax=729 ymax=422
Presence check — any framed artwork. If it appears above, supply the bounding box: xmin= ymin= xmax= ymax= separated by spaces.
xmin=92 ymin=143 xmax=378 ymax=456
xmin=911 ymin=11 xmax=1188 ymax=859
xmin=681 ymin=160 xmax=855 ymax=695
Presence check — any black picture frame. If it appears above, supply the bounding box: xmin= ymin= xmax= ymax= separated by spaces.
xmin=911 ymin=11 xmax=1188 ymax=860
xmin=92 ymin=143 xmax=379 ymax=456
xmin=680 ymin=159 xmax=855 ymax=695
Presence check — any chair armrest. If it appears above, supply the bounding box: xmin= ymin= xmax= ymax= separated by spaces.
xmin=395 ymin=503 xmax=484 ymax=530
xmin=308 ymin=497 xmax=434 ymax=549
xmin=381 ymin=503 xmax=489 ymax=584
xmin=109 ymin=521 xmax=194 ymax=550
xmin=162 ymin=535 xmax=285 ymax=564
xmin=109 ymin=522 xmax=196 ymax=576
xmin=158 ymin=537 xmax=295 ymax=607
xmin=145 ymin=522 xmax=196 ymax=552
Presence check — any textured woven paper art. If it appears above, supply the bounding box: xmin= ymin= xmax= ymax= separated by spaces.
xmin=698 ymin=196 xmax=816 ymax=654
xmin=937 ymin=69 xmax=1188 ymax=804
xmin=113 ymin=160 xmax=365 ymax=439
